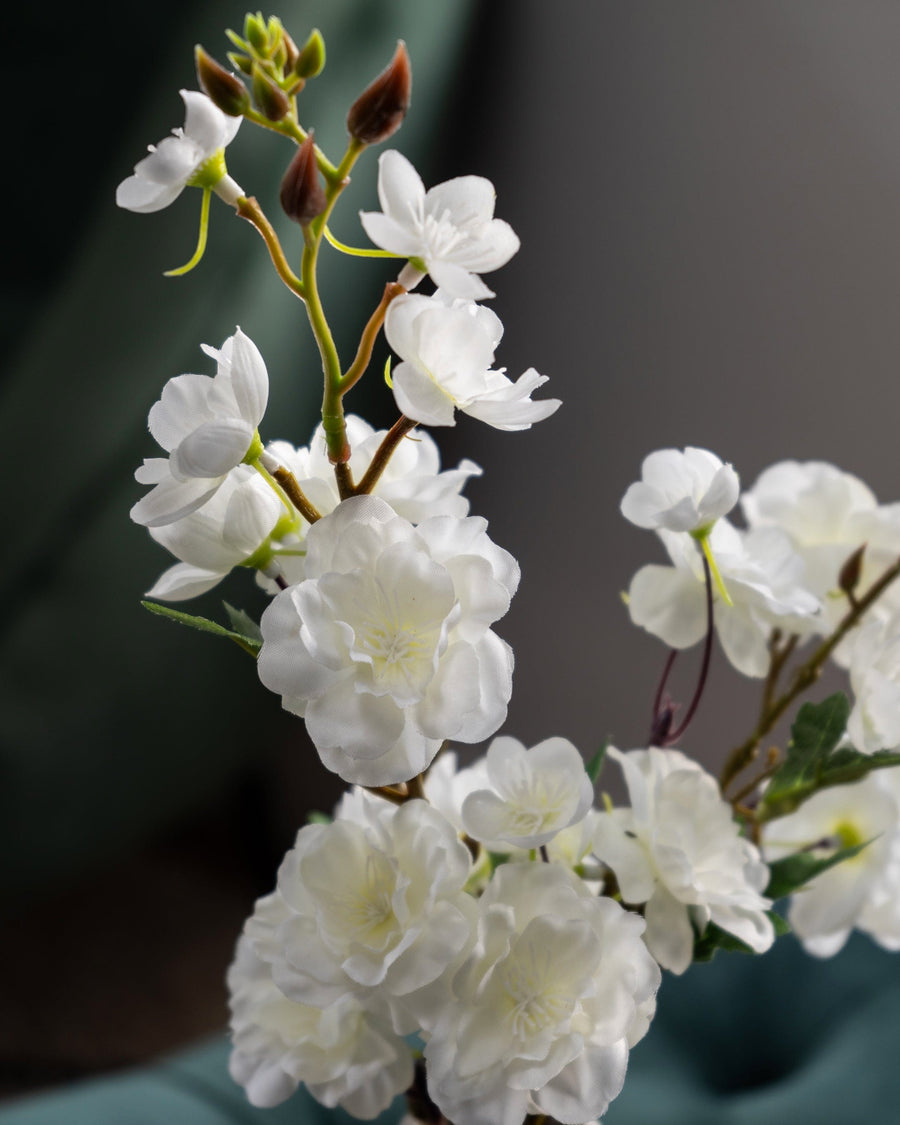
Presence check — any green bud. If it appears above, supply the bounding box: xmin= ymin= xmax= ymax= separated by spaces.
xmin=196 ymin=46 xmax=250 ymax=116
xmin=347 ymin=41 xmax=411 ymax=145
xmin=252 ymin=63 xmax=290 ymax=122
xmin=244 ymin=12 xmax=268 ymax=53
xmin=295 ymin=28 xmax=325 ymax=79
xmin=228 ymin=51 xmax=253 ymax=76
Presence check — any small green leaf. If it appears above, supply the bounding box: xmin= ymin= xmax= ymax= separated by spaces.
xmin=307 ymin=810 xmax=331 ymax=825
xmin=586 ymin=739 xmax=609 ymax=785
xmin=141 ymin=600 xmax=261 ymax=656
xmin=693 ymin=909 xmax=789 ymax=964
xmin=759 ymin=693 xmax=900 ymax=821
xmin=765 ymin=839 xmax=871 ymax=900
xmin=223 ymin=602 xmax=263 ymax=643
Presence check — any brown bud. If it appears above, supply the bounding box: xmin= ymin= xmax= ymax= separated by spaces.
xmin=346 ymin=41 xmax=411 ymax=145
xmin=196 ymin=46 xmax=250 ymax=116
xmin=280 ymin=132 xmax=327 ymax=226
xmin=251 ymin=64 xmax=290 ymax=122
xmin=281 ymin=29 xmax=300 ymax=73
xmin=839 ymin=543 xmax=867 ymax=598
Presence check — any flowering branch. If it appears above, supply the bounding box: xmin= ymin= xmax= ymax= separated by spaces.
xmin=722 ymin=554 xmax=900 ymax=793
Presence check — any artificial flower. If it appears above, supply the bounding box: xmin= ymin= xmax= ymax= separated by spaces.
xmin=131 ymin=328 xmax=269 ymax=527
xmin=360 ymin=150 xmax=520 ymax=298
xmin=384 ymin=293 xmax=560 ymax=430
xmin=621 ymin=447 xmax=739 ymax=535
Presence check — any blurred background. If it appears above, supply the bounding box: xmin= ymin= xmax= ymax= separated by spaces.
xmin=5 ymin=0 xmax=900 ymax=1116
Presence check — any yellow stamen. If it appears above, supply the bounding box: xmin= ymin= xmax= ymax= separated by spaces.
xmin=699 ymin=532 xmax=733 ymax=607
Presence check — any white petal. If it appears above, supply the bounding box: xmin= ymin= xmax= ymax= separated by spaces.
xmin=534 ymin=1041 xmax=628 ymax=1125
xmin=377 ymin=150 xmax=427 ymax=221
xmin=171 ymin=419 xmax=254 ymax=478
xmin=428 ymin=258 xmax=494 ymax=300
xmin=392 ymin=362 xmax=457 ymax=427
xmin=148 ymin=373 xmax=215 ymax=451
xmin=115 ymin=174 xmax=185 ymax=214
xmin=130 ymin=475 xmax=221 ymax=527
xmin=360 ymin=211 xmax=424 ymax=257
xmin=628 ymin=564 xmax=708 ymax=649
xmin=145 ymin=562 xmax=225 ymax=601
xmin=644 ymin=887 xmax=694 ymax=974
xmin=227 ymin=328 xmax=269 ymax=426
xmin=181 ymin=88 xmax=237 ymax=153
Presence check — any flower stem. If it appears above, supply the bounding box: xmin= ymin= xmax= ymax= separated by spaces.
xmin=164 ymin=187 xmax=211 ymax=276
xmin=255 ymin=454 xmax=322 ymax=525
xmin=340 ymin=281 xmax=406 ymax=394
xmin=665 ymin=552 xmax=715 ymax=745
xmin=236 ymin=196 xmax=305 ymax=298
xmin=721 ymin=553 xmax=900 ymax=793
xmin=354 ymin=415 xmax=418 ymax=495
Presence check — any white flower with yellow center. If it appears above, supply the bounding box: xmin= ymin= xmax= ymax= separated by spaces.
xmin=228 ymin=895 xmax=413 ymax=1115
xmin=257 ymin=496 xmax=518 ymax=786
xmin=762 ymin=771 xmax=900 ymax=957
xmin=461 ymin=736 xmax=594 ymax=849
xmin=594 ymin=747 xmax=774 ymax=974
xmin=424 ymin=863 xmax=659 ymax=1125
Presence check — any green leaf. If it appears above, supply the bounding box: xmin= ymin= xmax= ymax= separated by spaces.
xmin=306 ymin=810 xmax=331 ymax=825
xmin=141 ymin=601 xmax=261 ymax=657
xmin=586 ymin=738 xmax=609 ymax=785
xmin=223 ymin=602 xmax=263 ymax=643
xmin=765 ymin=839 xmax=871 ymax=900
xmin=759 ymin=693 xmax=900 ymax=821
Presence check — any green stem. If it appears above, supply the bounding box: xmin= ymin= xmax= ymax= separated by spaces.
xmin=721 ymin=554 xmax=900 ymax=793
xmin=236 ymin=196 xmax=304 ymax=298
xmin=299 ymin=138 xmax=366 ymax=465
xmin=242 ymin=109 xmax=341 ymax=182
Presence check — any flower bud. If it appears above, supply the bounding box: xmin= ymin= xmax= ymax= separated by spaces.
xmin=346 ymin=41 xmax=411 ymax=145
xmin=280 ymin=132 xmax=327 ymax=226
xmin=295 ymin=28 xmax=325 ymax=79
xmin=244 ymin=12 xmax=268 ymax=54
xmin=195 ymin=46 xmax=250 ymax=116
xmin=281 ymin=29 xmax=300 ymax=73
xmin=228 ymin=51 xmax=253 ymax=76
xmin=839 ymin=543 xmax=867 ymax=598
xmin=251 ymin=64 xmax=290 ymax=121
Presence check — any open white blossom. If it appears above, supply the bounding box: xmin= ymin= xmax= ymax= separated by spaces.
xmin=742 ymin=459 xmax=900 ymax=638
xmin=424 ymin=863 xmax=660 ymax=1125
xmin=627 ymin=520 xmax=820 ymax=677
xmin=384 ymin=293 xmax=560 ymax=430
xmin=847 ymin=613 xmax=900 ymax=753
xmin=360 ymin=150 xmax=520 ymax=299
xmin=762 ymin=771 xmax=900 ymax=957
xmin=267 ymin=414 xmax=481 ymax=526
xmin=461 ymin=736 xmax=594 ymax=849
xmin=228 ymin=896 xmax=413 ymax=1116
xmin=268 ymin=800 xmax=475 ymax=1029
xmin=621 ymin=447 xmax=740 ymax=535
xmin=594 ymin=747 xmax=774 ymax=974
xmin=131 ymin=328 xmax=269 ymax=527
xmin=116 ymin=90 xmax=243 ymax=213
xmin=257 ymin=496 xmax=518 ymax=785
xmin=146 ymin=466 xmax=286 ymax=600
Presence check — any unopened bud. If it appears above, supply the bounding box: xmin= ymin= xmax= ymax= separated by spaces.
xmin=280 ymin=132 xmax=327 ymax=226
xmin=228 ymin=52 xmax=253 ymax=76
xmin=346 ymin=41 xmax=411 ymax=145
xmin=295 ymin=28 xmax=325 ymax=79
xmin=196 ymin=46 xmax=250 ymax=116
xmin=281 ymin=29 xmax=300 ymax=73
xmin=252 ymin=64 xmax=290 ymax=121
xmin=839 ymin=543 xmax=867 ymax=598
xmin=244 ymin=12 xmax=268 ymax=54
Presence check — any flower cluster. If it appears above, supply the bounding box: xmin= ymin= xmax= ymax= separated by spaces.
xmin=119 ymin=18 xmax=900 ymax=1125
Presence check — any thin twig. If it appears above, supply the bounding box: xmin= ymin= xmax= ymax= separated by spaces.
xmin=721 ymin=554 xmax=900 ymax=792
xmin=340 ymin=281 xmax=405 ymax=394
xmin=271 ymin=466 xmax=322 ymax=525
xmin=236 ymin=196 xmax=305 ymax=298
xmin=354 ymin=415 xmax=418 ymax=495
xmin=665 ymin=552 xmax=715 ymax=745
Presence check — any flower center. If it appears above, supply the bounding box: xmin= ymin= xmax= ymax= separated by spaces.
xmin=500 ymin=944 xmax=575 ymax=1040
xmin=187 ymin=147 xmax=229 ymax=190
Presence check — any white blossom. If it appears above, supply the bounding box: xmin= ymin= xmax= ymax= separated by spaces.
xmin=116 ymin=90 xmax=243 ymax=213
xmin=257 ymin=496 xmax=518 ymax=786
xmin=846 ymin=613 xmax=900 ymax=753
xmin=267 ymin=800 xmax=476 ymax=1030
xmin=627 ymin=519 xmax=820 ymax=677
xmin=461 ymin=736 xmax=594 ymax=850
xmin=145 ymin=466 xmax=286 ymax=600
xmin=131 ymin=328 xmax=270 ymax=527
xmin=594 ymin=747 xmax=774 ymax=974
xmin=424 ymin=862 xmax=660 ymax=1125
xmin=384 ymin=293 xmax=560 ymax=430
xmin=267 ymin=414 xmax=481 ymax=526
xmin=762 ymin=771 xmax=900 ymax=957
xmin=360 ymin=150 xmax=520 ymax=299
xmin=228 ymin=896 xmax=413 ymax=1116
xmin=743 ymin=459 xmax=900 ymax=638
xmin=621 ymin=447 xmax=740 ymax=535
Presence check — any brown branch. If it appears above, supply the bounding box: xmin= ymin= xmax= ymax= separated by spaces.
xmin=236 ymin=196 xmax=305 ymax=298
xmin=721 ymin=554 xmax=900 ymax=793
xmin=355 ymin=414 xmax=418 ymax=495
xmin=271 ymin=466 xmax=322 ymax=525
xmin=340 ymin=281 xmax=405 ymax=394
